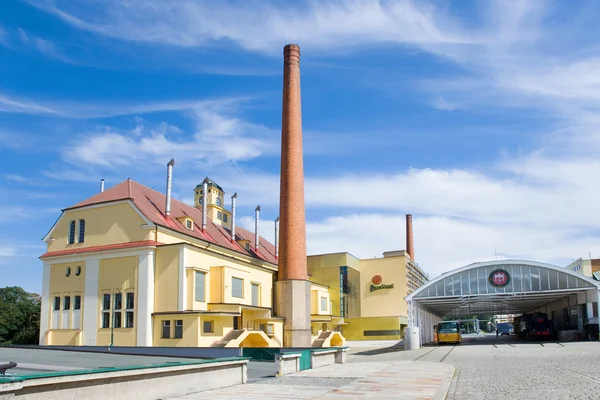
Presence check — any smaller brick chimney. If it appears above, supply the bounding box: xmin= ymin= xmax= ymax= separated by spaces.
xmin=406 ymin=214 xmax=414 ymax=261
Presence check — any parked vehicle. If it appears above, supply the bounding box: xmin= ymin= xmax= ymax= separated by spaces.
xmin=496 ymin=322 xmax=513 ymax=336
xmin=435 ymin=321 xmax=462 ymax=344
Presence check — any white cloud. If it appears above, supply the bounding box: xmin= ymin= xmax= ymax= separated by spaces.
xmin=31 ymin=0 xmax=476 ymax=54
xmin=61 ymin=104 xmax=279 ymax=169
xmin=431 ymin=96 xmax=460 ymax=111
xmin=0 ymin=93 xmax=59 ymax=115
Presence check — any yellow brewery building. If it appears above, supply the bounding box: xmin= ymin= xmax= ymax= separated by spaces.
xmin=39 ymin=172 xmax=428 ymax=348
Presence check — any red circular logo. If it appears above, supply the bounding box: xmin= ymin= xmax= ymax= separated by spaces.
xmin=372 ymin=275 xmax=382 ymax=285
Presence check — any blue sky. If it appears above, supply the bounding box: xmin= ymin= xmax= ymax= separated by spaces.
xmin=3 ymin=0 xmax=600 ymax=294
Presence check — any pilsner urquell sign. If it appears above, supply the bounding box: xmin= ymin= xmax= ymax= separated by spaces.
xmin=370 ymin=275 xmax=394 ymax=292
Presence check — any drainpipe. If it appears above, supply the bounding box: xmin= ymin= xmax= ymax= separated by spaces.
xmin=274 ymin=216 xmax=279 ymax=259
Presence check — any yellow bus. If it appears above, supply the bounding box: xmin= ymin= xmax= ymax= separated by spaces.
xmin=435 ymin=321 xmax=462 ymax=344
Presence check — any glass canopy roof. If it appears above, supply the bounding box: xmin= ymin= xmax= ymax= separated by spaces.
xmin=410 ymin=261 xmax=598 ymax=300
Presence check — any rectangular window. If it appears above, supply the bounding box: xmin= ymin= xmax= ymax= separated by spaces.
xmin=102 ymin=293 xmax=111 ymax=328
xmin=203 ymin=320 xmax=214 ymax=333
xmin=53 ymin=296 xmax=61 ymax=310
xmin=195 ymin=271 xmax=206 ymax=302
xmin=223 ymin=214 xmax=228 ymax=222
xmin=113 ymin=312 xmax=122 ymax=328
xmin=320 ymin=296 xmax=328 ymax=312
xmin=125 ymin=292 xmax=134 ymax=328
xmin=68 ymin=220 xmax=76 ymax=244
xmin=126 ymin=292 xmax=134 ymax=309
xmin=74 ymin=295 xmax=81 ymax=310
xmin=162 ymin=320 xmax=171 ymax=338
xmin=175 ymin=320 xmax=183 ymax=338
xmin=126 ymin=311 xmax=134 ymax=328
xmin=217 ymin=211 xmax=223 ymax=220
xmin=232 ymin=277 xmax=243 ymax=298
xmin=102 ymin=312 xmax=110 ymax=328
xmin=64 ymin=296 xmax=71 ymax=310
xmin=78 ymin=219 xmax=85 ymax=243
xmin=114 ymin=292 xmax=122 ymax=310
xmin=251 ymin=283 xmax=260 ymax=306
xmin=186 ymin=219 xmax=193 ymax=230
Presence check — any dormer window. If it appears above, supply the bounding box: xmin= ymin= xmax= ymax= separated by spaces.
xmin=245 ymin=243 xmax=250 ymax=250
xmin=68 ymin=221 xmax=76 ymax=244
xmin=186 ymin=219 xmax=193 ymax=230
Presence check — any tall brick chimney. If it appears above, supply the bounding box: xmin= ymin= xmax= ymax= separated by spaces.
xmin=406 ymin=214 xmax=414 ymax=260
xmin=275 ymin=44 xmax=311 ymax=347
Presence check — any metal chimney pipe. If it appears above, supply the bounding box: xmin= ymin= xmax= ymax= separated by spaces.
xmin=406 ymin=214 xmax=414 ymax=260
xmin=165 ymin=159 xmax=175 ymax=217
xmin=274 ymin=216 xmax=280 ymax=259
xmin=254 ymin=206 xmax=260 ymax=251
xmin=231 ymin=192 xmax=237 ymax=242
xmin=202 ymin=178 xmax=208 ymax=233
xmin=100 ymin=179 xmax=105 ymax=193
xmin=254 ymin=205 xmax=261 ymax=250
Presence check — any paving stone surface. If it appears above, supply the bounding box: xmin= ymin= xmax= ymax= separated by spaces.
xmin=445 ymin=335 xmax=600 ymax=400
xmin=166 ymin=360 xmax=454 ymax=400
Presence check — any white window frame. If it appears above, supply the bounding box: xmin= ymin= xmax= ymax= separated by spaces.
xmin=174 ymin=320 xmax=183 ymax=338
xmin=162 ymin=320 xmax=171 ymax=338
xmin=61 ymin=296 xmax=71 ymax=329
xmin=52 ymin=296 xmax=60 ymax=329
xmin=251 ymin=283 xmax=260 ymax=306
xmin=232 ymin=277 xmax=244 ymax=299
xmin=101 ymin=293 xmax=111 ymax=329
xmin=194 ymin=271 xmax=206 ymax=302
xmin=203 ymin=320 xmax=214 ymax=333
xmin=73 ymin=295 xmax=82 ymax=329
xmin=125 ymin=292 xmax=135 ymax=328
xmin=320 ymin=296 xmax=328 ymax=312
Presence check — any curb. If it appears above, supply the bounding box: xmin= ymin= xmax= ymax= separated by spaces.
xmin=433 ymin=364 xmax=456 ymax=400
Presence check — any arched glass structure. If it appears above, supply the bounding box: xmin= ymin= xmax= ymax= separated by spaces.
xmin=406 ymin=260 xmax=600 ymax=317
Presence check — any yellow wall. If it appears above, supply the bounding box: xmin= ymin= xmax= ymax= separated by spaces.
xmin=310 ymin=284 xmax=330 ymax=315
xmin=96 ymin=256 xmax=138 ymax=346
xmin=153 ymin=314 xmax=200 ymax=347
xmin=47 ymin=202 xmax=150 ymax=252
xmin=359 ymin=256 xmax=408 ymax=317
xmin=184 ymin=247 xmax=274 ymax=308
xmin=49 ymin=330 xmax=82 ymax=345
xmin=154 ymin=246 xmax=180 ymax=312
xmin=199 ymin=316 xmax=234 ymax=347
xmin=343 ymin=316 xmax=404 ymax=340
xmin=48 ymin=261 xmax=86 ymax=337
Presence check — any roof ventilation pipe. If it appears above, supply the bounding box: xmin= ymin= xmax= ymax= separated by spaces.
xmin=254 ymin=205 xmax=261 ymax=251
xmin=202 ymin=178 xmax=208 ymax=233
xmin=100 ymin=179 xmax=105 ymax=193
xmin=231 ymin=192 xmax=237 ymax=243
xmin=165 ymin=159 xmax=175 ymax=217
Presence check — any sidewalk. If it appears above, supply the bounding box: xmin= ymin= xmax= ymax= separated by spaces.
xmin=165 ymin=360 xmax=455 ymax=400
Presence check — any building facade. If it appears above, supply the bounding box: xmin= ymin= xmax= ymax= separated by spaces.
xmin=307 ymin=249 xmax=429 ymax=341
xmin=40 ymin=174 xmax=424 ymax=347
xmin=39 ymin=177 xmax=293 ymax=348
xmin=566 ymin=258 xmax=600 ymax=280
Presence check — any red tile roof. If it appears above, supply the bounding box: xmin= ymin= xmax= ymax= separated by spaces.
xmin=40 ymin=240 xmax=162 ymax=259
xmin=62 ymin=179 xmax=278 ymax=265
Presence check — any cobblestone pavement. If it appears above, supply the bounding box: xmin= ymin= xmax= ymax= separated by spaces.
xmin=445 ymin=334 xmax=600 ymax=400
xmin=166 ymin=360 xmax=454 ymax=400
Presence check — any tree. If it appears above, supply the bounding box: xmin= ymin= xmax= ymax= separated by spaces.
xmin=0 ymin=286 xmax=41 ymax=345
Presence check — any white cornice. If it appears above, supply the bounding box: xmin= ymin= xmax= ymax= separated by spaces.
xmin=41 ymin=246 xmax=156 ymax=264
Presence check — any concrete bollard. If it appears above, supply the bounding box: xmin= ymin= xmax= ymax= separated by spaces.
xmin=335 ymin=348 xmax=347 ymax=364
xmin=404 ymin=326 xmax=420 ymax=350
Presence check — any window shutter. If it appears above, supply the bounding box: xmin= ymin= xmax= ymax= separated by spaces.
xmin=195 ymin=271 xmax=206 ymax=302
xmin=232 ymin=277 xmax=243 ymax=298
